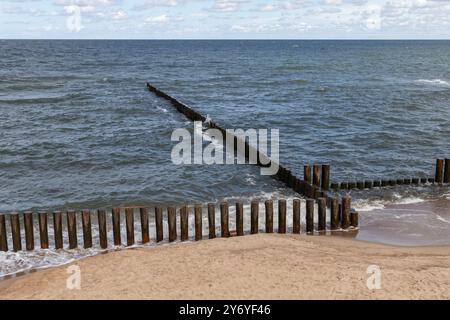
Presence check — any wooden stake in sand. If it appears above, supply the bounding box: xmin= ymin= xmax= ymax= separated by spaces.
xmin=53 ymin=211 xmax=63 ymax=250
xmin=98 ymin=210 xmax=108 ymax=249
xmin=67 ymin=210 xmax=77 ymax=249
xmin=265 ymin=200 xmax=274 ymax=233
xmin=251 ymin=200 xmax=259 ymax=234
xmin=140 ymin=207 xmax=150 ymax=244
xmin=321 ymin=165 xmax=330 ymax=191
xmin=168 ymin=207 xmax=177 ymax=242
xmin=0 ymin=214 xmax=8 ymax=252
xmin=436 ymin=159 xmax=444 ymax=184
xmin=278 ymin=199 xmax=286 ymax=234
xmin=10 ymin=213 xmax=21 ymax=252
xmin=180 ymin=205 xmax=189 ymax=242
xmin=125 ymin=208 xmax=135 ymax=246
xmin=236 ymin=202 xmax=244 ymax=236
xmin=444 ymin=159 xmax=450 ymax=184
xmin=155 ymin=207 xmax=163 ymax=242
xmin=38 ymin=211 xmax=49 ymax=249
xmin=207 ymin=203 xmax=216 ymax=239
xmin=341 ymin=197 xmax=351 ymax=230
xmin=220 ymin=202 xmax=229 ymax=238
xmin=313 ymin=164 xmax=321 ymax=187
xmin=317 ymin=198 xmax=326 ymax=232
xmin=330 ymin=197 xmax=339 ymax=231
xmin=306 ymin=199 xmax=314 ymax=234
xmin=24 ymin=211 xmax=34 ymax=251
xmin=293 ymin=199 xmax=301 ymax=234
xmin=82 ymin=209 xmax=93 ymax=249
xmin=112 ymin=208 xmax=121 ymax=246
xmin=195 ymin=205 xmax=202 ymax=241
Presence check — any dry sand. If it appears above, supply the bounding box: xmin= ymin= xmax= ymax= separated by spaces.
xmin=1 ymin=234 xmax=450 ymax=300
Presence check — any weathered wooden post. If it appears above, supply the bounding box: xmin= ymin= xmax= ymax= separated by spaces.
xmin=168 ymin=207 xmax=177 ymax=242
xmin=251 ymin=200 xmax=259 ymax=234
xmin=321 ymin=164 xmax=330 ymax=191
xmin=341 ymin=196 xmax=351 ymax=229
xmin=82 ymin=209 xmax=93 ymax=249
xmin=220 ymin=202 xmax=229 ymax=238
xmin=98 ymin=210 xmax=108 ymax=249
xmin=278 ymin=199 xmax=286 ymax=234
xmin=349 ymin=181 xmax=357 ymax=189
xmin=195 ymin=205 xmax=202 ymax=241
xmin=304 ymin=165 xmax=311 ymax=184
xmin=412 ymin=178 xmax=420 ymax=185
xmin=330 ymin=197 xmax=339 ymax=230
xmin=155 ymin=207 xmax=163 ymax=242
xmin=381 ymin=180 xmax=389 ymax=187
xmin=436 ymin=159 xmax=444 ymax=184
xmin=313 ymin=164 xmax=321 ymax=187
xmin=53 ymin=211 xmax=63 ymax=249
xmin=357 ymin=181 xmax=364 ymax=190
xmin=293 ymin=199 xmax=301 ymax=234
xmin=38 ymin=211 xmax=49 ymax=249
xmin=265 ymin=200 xmax=273 ymax=233
xmin=67 ymin=210 xmax=77 ymax=249
xmin=24 ymin=211 xmax=34 ymax=251
xmin=317 ymin=198 xmax=326 ymax=232
xmin=236 ymin=203 xmax=244 ymax=236
xmin=0 ymin=214 xmax=8 ymax=252
xmin=331 ymin=183 xmax=339 ymax=191
xmin=10 ymin=213 xmax=21 ymax=252
xmin=365 ymin=180 xmax=373 ymax=189
xmin=180 ymin=205 xmax=189 ymax=241
xmin=340 ymin=182 xmax=348 ymax=190
xmin=444 ymin=159 xmax=450 ymax=184
xmin=306 ymin=199 xmax=314 ymax=234
xmin=140 ymin=207 xmax=150 ymax=244
xmin=112 ymin=208 xmax=121 ymax=246
xmin=207 ymin=203 xmax=216 ymax=239
xmin=351 ymin=211 xmax=359 ymax=228
xmin=373 ymin=180 xmax=381 ymax=188
xmin=125 ymin=208 xmax=135 ymax=246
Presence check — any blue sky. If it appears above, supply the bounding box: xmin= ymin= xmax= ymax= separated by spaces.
xmin=1 ymin=0 xmax=450 ymax=39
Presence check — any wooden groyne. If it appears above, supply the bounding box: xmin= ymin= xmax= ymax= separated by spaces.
xmin=0 ymin=198 xmax=358 ymax=252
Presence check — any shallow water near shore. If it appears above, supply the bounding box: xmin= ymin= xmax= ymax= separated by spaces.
xmin=1 ymin=40 xmax=450 ymax=276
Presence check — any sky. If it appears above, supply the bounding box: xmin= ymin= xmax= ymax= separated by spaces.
xmin=0 ymin=0 xmax=450 ymax=39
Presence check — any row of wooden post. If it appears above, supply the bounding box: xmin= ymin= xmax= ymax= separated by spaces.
xmin=328 ymin=159 xmax=450 ymax=191
xmin=0 ymin=198 xmax=357 ymax=252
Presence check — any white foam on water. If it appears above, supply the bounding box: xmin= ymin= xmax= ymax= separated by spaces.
xmin=435 ymin=214 xmax=450 ymax=224
xmin=415 ymin=79 xmax=450 ymax=87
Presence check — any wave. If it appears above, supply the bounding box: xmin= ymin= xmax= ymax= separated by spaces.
xmin=415 ymin=79 xmax=450 ymax=87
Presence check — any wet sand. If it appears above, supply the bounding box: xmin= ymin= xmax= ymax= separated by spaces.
xmin=1 ymin=234 xmax=450 ymax=300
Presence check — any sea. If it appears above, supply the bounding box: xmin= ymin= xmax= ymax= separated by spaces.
xmin=1 ymin=40 xmax=450 ymax=276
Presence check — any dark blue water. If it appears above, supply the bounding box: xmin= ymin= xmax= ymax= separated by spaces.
xmin=1 ymin=40 xmax=449 ymax=213
xmin=1 ymin=40 xmax=450 ymax=276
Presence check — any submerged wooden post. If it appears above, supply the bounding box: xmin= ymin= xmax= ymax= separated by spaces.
xmin=313 ymin=164 xmax=321 ymax=187
xmin=220 ymin=202 xmax=229 ymax=238
xmin=195 ymin=205 xmax=202 ymax=241
xmin=38 ymin=211 xmax=49 ymax=249
xmin=0 ymin=214 xmax=8 ymax=252
xmin=293 ymin=199 xmax=301 ymax=234
xmin=321 ymin=164 xmax=330 ymax=191
xmin=168 ymin=207 xmax=177 ymax=242
xmin=340 ymin=182 xmax=348 ymax=190
xmin=444 ymin=159 xmax=450 ymax=184
xmin=82 ymin=209 xmax=92 ymax=249
xmin=330 ymin=197 xmax=339 ymax=231
xmin=180 ymin=205 xmax=189 ymax=241
xmin=140 ymin=207 xmax=150 ymax=244
xmin=24 ymin=211 xmax=34 ymax=251
xmin=125 ymin=208 xmax=135 ymax=246
xmin=207 ymin=203 xmax=216 ymax=239
xmin=67 ymin=210 xmax=77 ymax=249
xmin=10 ymin=213 xmax=21 ymax=252
xmin=317 ymin=198 xmax=326 ymax=232
xmin=373 ymin=180 xmax=381 ymax=187
xmin=155 ymin=207 xmax=163 ymax=242
xmin=341 ymin=197 xmax=351 ymax=229
xmin=265 ymin=200 xmax=274 ymax=233
xmin=112 ymin=208 xmax=121 ymax=246
xmin=304 ymin=165 xmax=311 ymax=184
xmin=365 ymin=180 xmax=373 ymax=189
xmin=357 ymin=181 xmax=364 ymax=190
xmin=97 ymin=210 xmax=108 ymax=249
xmin=251 ymin=200 xmax=259 ymax=234
xmin=53 ymin=211 xmax=63 ymax=249
xmin=306 ymin=199 xmax=314 ymax=234
xmin=436 ymin=159 xmax=444 ymax=184
xmin=236 ymin=202 xmax=244 ymax=236
xmin=278 ymin=199 xmax=286 ymax=234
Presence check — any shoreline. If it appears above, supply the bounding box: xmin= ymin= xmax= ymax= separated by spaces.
xmin=2 ymin=234 xmax=450 ymax=300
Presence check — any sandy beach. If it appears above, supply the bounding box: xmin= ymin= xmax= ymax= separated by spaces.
xmin=1 ymin=234 xmax=450 ymax=300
